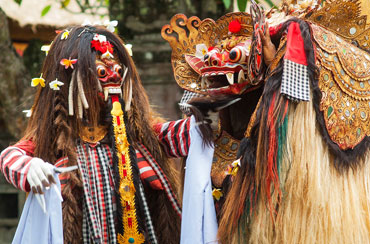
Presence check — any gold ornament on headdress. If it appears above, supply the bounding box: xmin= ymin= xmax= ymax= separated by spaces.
xmin=303 ymin=0 xmax=370 ymax=51
xmin=313 ymin=24 xmax=370 ymax=150
xmin=161 ymin=12 xmax=253 ymax=94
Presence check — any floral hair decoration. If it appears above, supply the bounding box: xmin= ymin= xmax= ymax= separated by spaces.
xmin=91 ymin=34 xmax=114 ymax=59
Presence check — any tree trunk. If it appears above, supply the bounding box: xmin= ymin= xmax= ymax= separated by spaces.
xmin=0 ymin=7 xmax=33 ymax=147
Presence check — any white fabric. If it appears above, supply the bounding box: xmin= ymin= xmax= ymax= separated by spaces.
xmin=181 ymin=116 xmax=218 ymax=244
xmin=12 ymin=173 xmax=63 ymax=244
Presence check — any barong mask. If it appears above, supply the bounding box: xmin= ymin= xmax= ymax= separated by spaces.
xmin=161 ymin=7 xmax=266 ymax=97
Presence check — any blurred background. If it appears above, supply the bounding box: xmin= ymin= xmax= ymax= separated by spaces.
xmin=0 ymin=0 xmax=278 ymax=242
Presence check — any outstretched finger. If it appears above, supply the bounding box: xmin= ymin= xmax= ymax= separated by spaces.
xmin=30 ymin=170 xmax=44 ymax=194
xmin=33 ymin=163 xmax=50 ymax=188
xmin=41 ymin=163 xmax=56 ymax=184
xmin=27 ymin=175 xmax=37 ymax=194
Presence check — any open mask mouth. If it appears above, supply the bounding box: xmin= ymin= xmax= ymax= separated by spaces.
xmin=102 ymin=84 xmax=123 ymax=101
xmin=200 ymin=64 xmax=250 ymax=96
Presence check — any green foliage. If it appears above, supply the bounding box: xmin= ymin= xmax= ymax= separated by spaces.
xmin=223 ymin=0 xmax=231 ymax=9
xmin=237 ymin=0 xmax=248 ymax=12
xmin=41 ymin=5 xmax=51 ymax=17
xmin=14 ymin=0 xmax=22 ymax=5
xmin=61 ymin=0 xmax=71 ymax=8
xmin=222 ymin=0 xmax=276 ymax=11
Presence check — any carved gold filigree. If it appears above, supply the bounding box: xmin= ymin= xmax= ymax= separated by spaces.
xmin=213 ymin=12 xmax=253 ymax=40
xmin=313 ymin=24 xmax=370 ymax=100
xmin=79 ymin=125 xmax=108 ymax=144
xmin=307 ymin=0 xmax=369 ymax=51
xmin=318 ymin=66 xmax=370 ymax=150
xmin=211 ymin=130 xmax=240 ymax=187
xmin=314 ymin=24 xmax=370 ymax=149
xmin=161 ymin=13 xmax=253 ymax=94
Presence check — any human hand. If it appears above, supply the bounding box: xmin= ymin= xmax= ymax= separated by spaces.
xmin=258 ymin=22 xmax=276 ymax=66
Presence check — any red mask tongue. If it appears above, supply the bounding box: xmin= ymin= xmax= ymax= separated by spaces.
xmin=110 ymin=94 xmax=119 ymax=103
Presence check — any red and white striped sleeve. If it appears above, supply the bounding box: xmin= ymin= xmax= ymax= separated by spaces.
xmin=154 ymin=117 xmax=191 ymax=158
xmin=0 ymin=140 xmax=35 ymax=192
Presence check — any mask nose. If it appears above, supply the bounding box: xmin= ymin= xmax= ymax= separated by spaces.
xmin=107 ymin=72 xmax=119 ymax=83
xmin=204 ymin=49 xmax=221 ymax=67
xmin=209 ymin=53 xmax=221 ymax=66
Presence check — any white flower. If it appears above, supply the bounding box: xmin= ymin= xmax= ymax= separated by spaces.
xmin=232 ymin=159 xmax=241 ymax=168
xmin=101 ymin=50 xmax=114 ymax=59
xmin=195 ymin=44 xmax=208 ymax=61
xmin=22 ymin=109 xmax=32 ymax=117
xmin=41 ymin=43 xmax=52 ymax=55
xmin=124 ymin=44 xmax=133 ymax=56
xmin=49 ymin=78 xmax=64 ymax=91
xmin=104 ymin=20 xmax=118 ymax=32
xmin=93 ymin=34 xmax=107 ymax=43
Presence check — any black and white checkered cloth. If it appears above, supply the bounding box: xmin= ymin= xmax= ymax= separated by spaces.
xmin=138 ymin=182 xmax=158 ymax=244
xmin=280 ymin=59 xmax=310 ymax=102
xmin=78 ymin=143 xmax=117 ymax=244
xmin=179 ymin=90 xmax=203 ymax=116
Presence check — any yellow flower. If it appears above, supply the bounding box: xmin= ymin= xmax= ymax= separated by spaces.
xmin=61 ymin=30 xmax=70 ymax=40
xmin=31 ymin=73 xmax=45 ymax=87
xmin=212 ymin=188 xmax=223 ymax=201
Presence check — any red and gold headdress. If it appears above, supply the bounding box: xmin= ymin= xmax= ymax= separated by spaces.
xmin=161 ymin=12 xmax=253 ymax=95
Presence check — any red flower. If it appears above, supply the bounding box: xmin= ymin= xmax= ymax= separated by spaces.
xmin=91 ymin=40 xmax=103 ymax=52
xmin=91 ymin=40 xmax=114 ymax=56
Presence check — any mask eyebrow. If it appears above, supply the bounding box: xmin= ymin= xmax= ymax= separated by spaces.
xmin=101 ymin=59 xmax=117 ymax=66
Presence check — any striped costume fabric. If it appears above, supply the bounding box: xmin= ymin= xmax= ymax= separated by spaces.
xmin=0 ymin=146 xmax=32 ymax=192
xmin=155 ymin=117 xmax=191 ymax=158
xmin=0 ymin=140 xmax=36 ymax=192
xmin=137 ymin=143 xmax=182 ymax=217
xmin=136 ymin=149 xmax=163 ymax=190
xmin=55 ymin=157 xmax=69 ymax=190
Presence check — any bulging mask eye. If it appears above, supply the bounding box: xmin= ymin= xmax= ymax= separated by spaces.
xmin=114 ymin=64 xmax=123 ymax=77
xmin=97 ymin=65 xmax=107 ymax=78
xmin=229 ymin=46 xmax=248 ymax=63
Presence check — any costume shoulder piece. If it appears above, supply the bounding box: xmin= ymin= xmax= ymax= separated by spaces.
xmin=266 ymin=0 xmax=370 ymax=159
xmin=314 ymin=24 xmax=370 ymax=149
xmin=307 ymin=0 xmax=370 ymax=150
xmin=307 ymin=0 xmax=370 ymax=52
